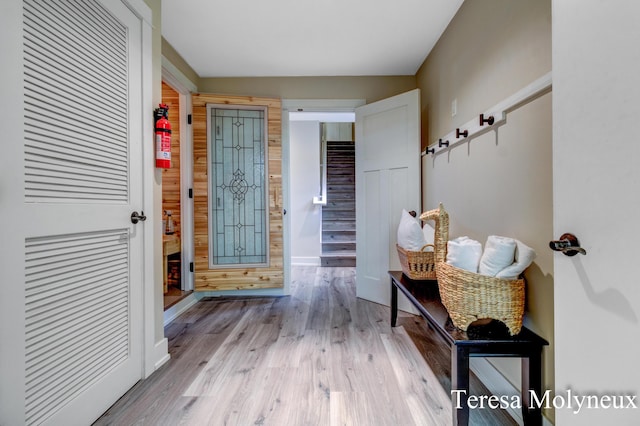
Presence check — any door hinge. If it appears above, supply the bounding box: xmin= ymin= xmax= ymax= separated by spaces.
xmin=188 ymin=188 xmax=193 ymax=199
xmin=187 ymin=114 xmax=192 ymax=125
xmin=189 ymin=262 xmax=194 ymax=273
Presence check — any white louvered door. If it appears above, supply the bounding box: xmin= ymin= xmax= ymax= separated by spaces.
xmin=0 ymin=0 xmax=145 ymax=424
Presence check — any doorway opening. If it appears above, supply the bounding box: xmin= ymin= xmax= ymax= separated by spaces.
xmin=287 ymin=108 xmax=359 ymax=268
xmin=161 ymin=81 xmax=192 ymax=310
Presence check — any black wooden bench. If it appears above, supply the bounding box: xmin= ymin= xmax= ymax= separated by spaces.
xmin=389 ymin=271 xmax=548 ymax=425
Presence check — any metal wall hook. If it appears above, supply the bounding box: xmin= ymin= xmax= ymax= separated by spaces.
xmin=456 ymin=128 xmax=468 ymax=138
xmin=549 ymin=233 xmax=586 ymax=256
xmin=426 ymin=146 xmax=435 ymax=154
xmin=479 ymin=114 xmax=495 ymax=126
xmin=438 ymin=139 xmax=449 ymax=148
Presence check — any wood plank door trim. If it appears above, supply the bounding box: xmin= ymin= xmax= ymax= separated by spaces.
xmin=192 ymin=93 xmax=283 ymax=291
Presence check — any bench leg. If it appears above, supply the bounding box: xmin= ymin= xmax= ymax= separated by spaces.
xmin=522 ymin=351 xmax=543 ymax=425
xmin=390 ymin=279 xmax=398 ymax=327
xmin=451 ymin=345 xmax=470 ymax=426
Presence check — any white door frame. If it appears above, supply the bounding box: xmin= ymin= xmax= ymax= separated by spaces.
xmin=162 ymin=58 xmax=197 ymax=292
xmin=131 ymin=1 xmax=170 ymax=379
xmin=282 ymin=99 xmax=365 ymax=291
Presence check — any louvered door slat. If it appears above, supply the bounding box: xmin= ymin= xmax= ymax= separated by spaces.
xmin=52 ymin=0 xmax=128 ymax=63
xmin=23 ymin=50 xmax=128 ymax=118
xmin=26 ymin=299 xmax=128 ymax=378
xmin=26 ymin=288 xmax=127 ymax=354
xmin=26 ymin=268 xmax=127 ymax=314
xmin=23 ymin=159 xmax=128 ymax=183
xmin=26 ymin=280 xmax=127 ymax=339
xmin=25 ymin=231 xmax=126 ymax=256
xmin=23 ymin=0 xmax=129 ymax=204
xmin=22 ymin=73 xmax=128 ymax=136
xmin=24 ymin=119 xmax=128 ymax=158
xmin=24 ymin=228 xmax=129 ymax=425
xmin=23 ymin=2 xmax=127 ymax=91
xmin=25 ymin=181 xmax=127 ymax=201
xmin=26 ymin=298 xmax=128 ymax=379
xmin=24 ymin=140 xmax=127 ymax=172
xmin=24 ymin=98 xmax=127 ymax=150
xmin=23 ymin=86 xmax=127 ymax=140
xmin=26 ymin=244 xmax=126 ymax=278
xmin=26 ymin=170 xmax=127 ymax=191
xmin=26 ymin=332 xmax=128 ymax=424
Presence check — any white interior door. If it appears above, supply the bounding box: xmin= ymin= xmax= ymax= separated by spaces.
xmin=0 ymin=1 xmax=145 ymax=424
xmin=355 ymin=89 xmax=421 ymax=306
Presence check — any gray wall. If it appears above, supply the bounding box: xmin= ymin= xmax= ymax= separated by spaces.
xmin=198 ymin=76 xmax=416 ymax=104
xmin=290 ymin=121 xmax=322 ymax=264
xmin=416 ymin=0 xmax=554 ymax=421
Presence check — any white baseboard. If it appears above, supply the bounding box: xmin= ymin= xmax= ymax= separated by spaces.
xmin=471 ymin=358 xmax=554 ymax=426
xmin=163 ymin=292 xmax=200 ymax=326
xmin=153 ymin=338 xmax=170 ymax=370
xmin=144 ymin=337 xmax=169 ymax=378
xmin=291 ymin=256 xmax=321 ymax=266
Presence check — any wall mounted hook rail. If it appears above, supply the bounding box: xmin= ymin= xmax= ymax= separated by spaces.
xmin=549 ymin=233 xmax=586 ymax=256
xmin=422 ymin=72 xmax=552 ymax=158
xmin=456 ymin=128 xmax=468 ymax=138
xmin=480 ymin=114 xmax=495 ymax=126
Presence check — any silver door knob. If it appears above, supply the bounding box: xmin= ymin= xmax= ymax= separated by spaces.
xmin=131 ymin=211 xmax=147 ymax=224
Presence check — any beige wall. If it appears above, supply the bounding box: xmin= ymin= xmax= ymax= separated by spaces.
xmin=161 ymin=42 xmax=416 ymax=103
xmin=198 ymin=76 xmax=416 ymax=103
xmin=143 ymin=0 xmax=166 ymax=348
xmin=416 ymin=0 xmax=554 ymax=422
xmin=162 ymin=37 xmax=201 ymax=88
xmin=159 ymin=38 xmax=416 ymax=102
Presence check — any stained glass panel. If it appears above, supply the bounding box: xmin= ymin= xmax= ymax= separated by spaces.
xmin=207 ymin=106 xmax=268 ymax=267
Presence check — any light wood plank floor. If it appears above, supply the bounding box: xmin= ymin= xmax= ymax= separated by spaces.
xmin=95 ymin=267 xmax=516 ymax=425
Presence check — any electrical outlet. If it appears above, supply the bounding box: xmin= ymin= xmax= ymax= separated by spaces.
xmin=451 ymin=98 xmax=457 ymax=117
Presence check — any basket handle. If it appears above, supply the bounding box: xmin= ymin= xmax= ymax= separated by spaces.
xmin=419 ymin=244 xmax=435 ymax=252
xmin=419 ymin=203 xmax=449 ymax=265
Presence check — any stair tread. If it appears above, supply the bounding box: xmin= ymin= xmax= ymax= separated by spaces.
xmin=322 ymin=242 xmax=356 ymax=246
xmin=323 ymin=143 xmax=355 ymax=252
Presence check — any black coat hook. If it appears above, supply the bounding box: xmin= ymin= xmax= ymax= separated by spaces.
xmin=438 ymin=139 xmax=449 ymax=148
xmin=480 ymin=114 xmax=495 ymax=126
xmin=456 ymin=128 xmax=468 ymax=138
xmin=426 ymin=146 xmax=435 ymax=154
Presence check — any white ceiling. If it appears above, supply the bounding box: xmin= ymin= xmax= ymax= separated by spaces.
xmin=161 ymin=0 xmax=464 ymax=78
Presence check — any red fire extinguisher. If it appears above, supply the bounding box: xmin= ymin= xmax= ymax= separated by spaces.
xmin=154 ymin=103 xmax=171 ymax=168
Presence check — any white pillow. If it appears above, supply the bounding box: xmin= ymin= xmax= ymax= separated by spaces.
xmin=422 ymin=222 xmax=435 ymax=251
xmin=446 ymin=236 xmax=483 ymax=272
xmin=478 ymin=236 xmax=517 ymax=277
xmin=397 ymin=209 xmax=426 ymax=251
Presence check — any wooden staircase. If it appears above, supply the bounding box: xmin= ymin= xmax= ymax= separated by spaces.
xmin=321 ymin=141 xmax=356 ymax=267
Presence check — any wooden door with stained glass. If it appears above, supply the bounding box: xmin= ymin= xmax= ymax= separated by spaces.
xmin=192 ymin=94 xmax=283 ymax=291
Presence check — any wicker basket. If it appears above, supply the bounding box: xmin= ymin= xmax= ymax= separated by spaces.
xmin=436 ymin=262 xmax=525 ymax=335
xmin=396 ymin=243 xmax=436 ymax=280
xmin=396 ymin=204 xmax=448 ymax=280
xmin=422 ymin=203 xmax=525 ymax=336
